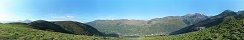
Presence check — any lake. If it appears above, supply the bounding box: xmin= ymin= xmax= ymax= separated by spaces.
xmin=121 ymin=36 xmax=139 ymax=38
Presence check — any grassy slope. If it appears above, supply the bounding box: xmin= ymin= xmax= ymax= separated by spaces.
xmin=0 ymin=24 xmax=119 ymax=40
xmin=143 ymin=17 xmax=244 ymax=40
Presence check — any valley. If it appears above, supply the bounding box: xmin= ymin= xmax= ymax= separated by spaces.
xmin=87 ymin=13 xmax=208 ymax=36
xmin=1 ymin=10 xmax=244 ymax=40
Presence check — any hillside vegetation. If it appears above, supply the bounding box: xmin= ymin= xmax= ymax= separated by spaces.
xmin=0 ymin=24 xmax=119 ymax=40
xmin=144 ymin=10 xmax=244 ymax=40
xmin=28 ymin=20 xmax=103 ymax=36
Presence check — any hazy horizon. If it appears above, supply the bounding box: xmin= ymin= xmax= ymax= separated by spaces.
xmin=1 ymin=0 xmax=244 ymax=22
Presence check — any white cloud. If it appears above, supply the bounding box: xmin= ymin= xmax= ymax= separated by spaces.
xmin=51 ymin=16 xmax=74 ymax=19
xmin=50 ymin=16 xmax=75 ymax=21
xmin=0 ymin=12 xmax=20 ymax=21
xmin=66 ymin=16 xmax=74 ymax=18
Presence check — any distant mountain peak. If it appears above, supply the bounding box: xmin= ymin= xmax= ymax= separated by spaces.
xmin=182 ymin=13 xmax=208 ymax=25
xmin=219 ymin=10 xmax=237 ymax=16
xmin=223 ymin=10 xmax=235 ymax=13
xmin=222 ymin=10 xmax=236 ymax=14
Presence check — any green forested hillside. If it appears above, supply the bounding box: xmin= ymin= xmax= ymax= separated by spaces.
xmin=28 ymin=20 xmax=103 ymax=36
xmin=28 ymin=20 xmax=71 ymax=34
xmin=144 ymin=10 xmax=244 ymax=40
xmin=171 ymin=10 xmax=241 ymax=35
xmin=0 ymin=24 xmax=119 ymax=40
xmin=53 ymin=21 xmax=103 ymax=36
xmin=145 ymin=17 xmax=244 ymax=40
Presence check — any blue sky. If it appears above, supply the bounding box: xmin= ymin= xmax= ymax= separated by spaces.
xmin=0 ymin=0 xmax=244 ymax=22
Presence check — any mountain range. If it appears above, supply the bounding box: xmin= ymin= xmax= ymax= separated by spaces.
xmin=87 ymin=13 xmax=208 ymax=35
xmin=144 ymin=10 xmax=244 ymax=40
xmin=171 ymin=10 xmax=244 ymax=35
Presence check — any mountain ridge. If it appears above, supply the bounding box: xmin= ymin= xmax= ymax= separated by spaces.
xmin=87 ymin=13 xmax=209 ymax=35
xmin=170 ymin=10 xmax=244 ymax=35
